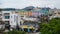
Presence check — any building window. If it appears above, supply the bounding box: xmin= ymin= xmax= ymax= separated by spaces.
xmin=5 ymin=16 xmax=10 ymax=19
xmin=5 ymin=21 xmax=9 ymax=25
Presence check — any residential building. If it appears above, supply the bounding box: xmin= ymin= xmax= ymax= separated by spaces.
xmin=1 ymin=11 xmax=20 ymax=28
xmin=18 ymin=10 xmax=32 ymax=17
xmin=23 ymin=17 xmax=38 ymax=21
xmin=49 ymin=8 xmax=60 ymax=19
xmin=30 ymin=7 xmax=42 ymax=17
xmin=0 ymin=9 xmax=5 ymax=29
xmin=40 ymin=8 xmax=50 ymax=15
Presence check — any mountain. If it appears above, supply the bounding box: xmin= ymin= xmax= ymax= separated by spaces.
xmin=23 ymin=6 xmax=35 ymax=11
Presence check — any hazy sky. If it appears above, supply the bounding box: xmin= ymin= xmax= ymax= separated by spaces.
xmin=0 ymin=0 xmax=60 ymax=9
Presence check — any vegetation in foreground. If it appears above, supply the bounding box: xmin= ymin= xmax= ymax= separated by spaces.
xmin=40 ymin=18 xmax=60 ymax=34
xmin=4 ymin=29 xmax=26 ymax=34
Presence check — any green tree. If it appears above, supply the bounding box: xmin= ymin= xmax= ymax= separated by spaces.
xmin=4 ymin=29 xmax=26 ymax=34
xmin=40 ymin=18 xmax=60 ymax=34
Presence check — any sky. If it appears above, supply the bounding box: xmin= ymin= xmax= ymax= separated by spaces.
xmin=0 ymin=0 xmax=60 ymax=9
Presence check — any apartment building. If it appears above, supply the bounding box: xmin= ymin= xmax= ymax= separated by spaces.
xmin=18 ymin=10 xmax=32 ymax=17
xmin=49 ymin=9 xmax=60 ymax=19
xmin=1 ymin=11 xmax=20 ymax=28
xmin=0 ymin=9 xmax=5 ymax=29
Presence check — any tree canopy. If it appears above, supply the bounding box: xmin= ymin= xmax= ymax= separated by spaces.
xmin=40 ymin=18 xmax=60 ymax=34
xmin=4 ymin=29 xmax=26 ymax=34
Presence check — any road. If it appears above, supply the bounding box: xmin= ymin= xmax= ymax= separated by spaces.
xmin=27 ymin=32 xmax=40 ymax=34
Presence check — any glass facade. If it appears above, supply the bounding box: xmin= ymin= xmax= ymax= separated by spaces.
xmin=5 ymin=16 xmax=10 ymax=19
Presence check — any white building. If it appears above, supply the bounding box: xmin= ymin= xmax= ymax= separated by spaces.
xmin=10 ymin=14 xmax=20 ymax=28
xmin=23 ymin=17 xmax=38 ymax=21
xmin=2 ymin=11 xmax=20 ymax=28
xmin=49 ymin=9 xmax=60 ymax=20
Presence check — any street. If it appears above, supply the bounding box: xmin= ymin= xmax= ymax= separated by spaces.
xmin=27 ymin=32 xmax=40 ymax=34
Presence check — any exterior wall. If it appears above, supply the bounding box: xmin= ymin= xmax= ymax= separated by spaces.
xmin=23 ymin=17 xmax=38 ymax=21
xmin=19 ymin=11 xmax=28 ymax=16
xmin=32 ymin=12 xmax=43 ymax=16
xmin=2 ymin=11 xmax=11 ymax=21
xmin=40 ymin=8 xmax=50 ymax=15
xmin=49 ymin=9 xmax=60 ymax=19
xmin=2 ymin=11 xmax=21 ymax=28
xmin=19 ymin=11 xmax=32 ymax=16
xmin=32 ymin=12 xmax=39 ymax=17
xmin=10 ymin=14 xmax=20 ymax=28
xmin=27 ymin=11 xmax=32 ymax=16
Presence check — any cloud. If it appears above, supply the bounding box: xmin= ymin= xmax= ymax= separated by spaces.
xmin=0 ymin=0 xmax=60 ymax=9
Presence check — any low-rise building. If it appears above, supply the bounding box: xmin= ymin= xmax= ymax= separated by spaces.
xmin=49 ymin=9 xmax=60 ymax=19
xmin=1 ymin=11 xmax=20 ymax=28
